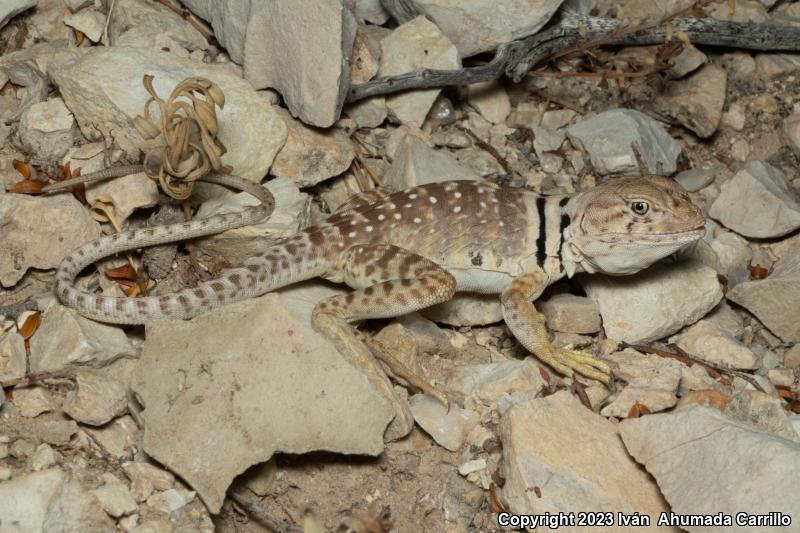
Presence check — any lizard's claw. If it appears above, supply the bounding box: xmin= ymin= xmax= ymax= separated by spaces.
xmin=541 ymin=347 xmax=612 ymax=385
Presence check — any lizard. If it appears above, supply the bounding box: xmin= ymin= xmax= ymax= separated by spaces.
xmin=51 ymin=172 xmax=705 ymax=417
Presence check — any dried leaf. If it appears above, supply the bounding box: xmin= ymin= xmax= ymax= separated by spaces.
xmin=578 ymin=22 xmax=587 ymax=39
xmin=677 ymin=389 xmax=730 ymax=411
xmin=572 ymin=381 xmax=593 ymax=410
xmin=90 ymin=195 xmax=118 ymax=225
xmin=13 ymin=159 xmax=31 ymax=178
xmin=627 ymin=402 xmax=651 ymax=418
xmin=533 ymin=486 xmax=542 ymax=498
xmin=748 ymin=264 xmax=769 ymax=280
xmin=787 ymin=400 xmax=800 ymax=414
xmin=105 ymin=263 xmax=146 ymax=297
xmin=17 ymin=311 xmax=42 ymax=340
xmin=538 ymin=365 xmax=551 ymax=383
xmin=75 ymin=29 xmax=84 ymax=46
xmin=488 ymin=483 xmax=506 ymax=513
xmin=665 ymin=24 xmax=673 ymax=42
xmin=10 ymin=179 xmax=44 ymax=194
xmin=776 ymin=387 xmax=796 ymax=402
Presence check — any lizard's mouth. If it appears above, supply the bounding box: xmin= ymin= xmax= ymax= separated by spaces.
xmin=592 ymin=226 xmax=706 ymax=246
xmin=624 ymin=226 xmax=706 ymax=242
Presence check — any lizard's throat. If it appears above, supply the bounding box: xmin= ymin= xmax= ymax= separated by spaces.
xmin=566 ymin=229 xmax=705 ymax=276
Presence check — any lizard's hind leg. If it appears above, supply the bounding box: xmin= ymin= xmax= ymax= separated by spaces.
xmin=312 ymin=245 xmax=456 ymax=432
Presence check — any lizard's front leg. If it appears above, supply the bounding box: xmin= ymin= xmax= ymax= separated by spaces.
xmin=311 ymin=244 xmax=456 ymax=431
xmin=501 ymin=270 xmax=612 ymax=384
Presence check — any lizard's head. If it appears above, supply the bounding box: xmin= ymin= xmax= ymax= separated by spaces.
xmin=564 ymin=175 xmax=706 ymax=276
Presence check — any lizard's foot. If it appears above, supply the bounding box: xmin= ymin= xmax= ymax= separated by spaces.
xmin=544 ymin=346 xmax=612 ymax=385
xmin=361 ymin=333 xmax=449 ymax=410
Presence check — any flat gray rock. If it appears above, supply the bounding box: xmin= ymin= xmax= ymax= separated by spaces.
xmin=409 ymin=394 xmax=479 ymax=451
xmin=29 ymin=305 xmax=136 ymax=374
xmin=131 ymin=289 xmax=394 ymax=513
xmin=0 ymin=0 xmax=35 ymax=30
xmin=384 ymin=134 xmax=480 ymax=190
xmin=420 ymin=0 xmax=564 ymax=57
xmin=727 ymin=245 xmax=800 ymax=342
xmin=567 ymin=108 xmax=681 ymax=176
xmin=582 ymin=260 xmax=722 ymax=344
xmin=709 ymin=161 xmax=800 ymax=238
xmin=0 ymin=194 xmax=102 ymax=287
xmin=501 ymin=391 xmax=674 ymax=528
xmin=271 ymin=108 xmax=355 ymax=187
xmin=619 ymin=406 xmax=800 ymax=532
xmin=379 ymin=16 xmax=460 ymax=126
xmin=182 ymin=0 xmax=356 ymax=127
xmin=651 ymin=63 xmax=727 ymax=138
xmin=0 ymin=468 xmax=115 ymax=532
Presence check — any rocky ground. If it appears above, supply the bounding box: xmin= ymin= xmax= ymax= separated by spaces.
xmin=1 ymin=0 xmax=800 ymax=532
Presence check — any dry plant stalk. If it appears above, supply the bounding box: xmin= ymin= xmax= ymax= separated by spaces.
xmin=134 ymin=75 xmax=229 ymax=200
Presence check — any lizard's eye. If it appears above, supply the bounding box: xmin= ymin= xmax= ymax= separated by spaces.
xmin=631 ymin=201 xmax=650 ymax=215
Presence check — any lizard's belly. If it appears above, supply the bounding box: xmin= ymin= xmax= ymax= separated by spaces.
xmin=445 ymin=267 xmax=514 ymax=294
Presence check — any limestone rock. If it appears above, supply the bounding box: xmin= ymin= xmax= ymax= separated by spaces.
xmin=724 ymin=390 xmax=799 ymax=442
xmin=727 ymin=245 xmax=800 ymax=342
xmin=583 ymin=260 xmax=722 ymax=344
xmin=710 ymin=231 xmax=752 ymax=286
xmin=0 ymin=193 xmax=102 ymax=287
xmin=379 ymin=16 xmax=460 ymax=126
xmin=600 ymin=349 xmax=682 ymax=417
xmin=619 ymin=406 xmax=800 ymax=531
xmin=567 ymin=109 xmax=681 ymax=176
xmin=91 ymin=473 xmax=138 ymax=518
xmin=419 ymin=0 xmax=564 ymax=56
xmin=50 ymin=46 xmax=286 ymax=183
xmin=674 ymin=162 xmax=716 ymax=192
xmin=785 ymin=113 xmax=800 ymax=155
xmin=107 ymin=0 xmax=208 ymax=52
xmin=271 ymin=109 xmax=355 ymax=187
xmin=63 ymin=8 xmax=107 ymax=43
xmin=63 ymin=371 xmax=128 ymax=426
xmin=18 ymin=98 xmax=75 ymax=160
xmin=85 ymin=171 xmax=159 ymax=224
xmin=467 ymin=81 xmax=511 ymax=125
xmin=423 ymin=293 xmax=503 ymax=327
xmin=540 ymin=293 xmax=601 ymax=334
xmin=677 ymin=320 xmax=759 ymax=369
xmin=131 ymin=286 xmax=395 ymax=512
xmin=409 ymin=394 xmax=479 ymax=451
xmin=0 ymin=0 xmax=35 ymax=30
xmin=445 ymin=359 xmax=547 ymax=405
xmin=84 ymin=415 xmax=140 ymax=460
xmin=501 ymin=391 xmax=674 ymax=527
xmin=29 ymin=305 xmax=136 ymax=374
xmin=384 ymin=134 xmax=480 ymax=190
xmin=348 ymin=0 xmax=389 ymax=24
xmin=12 ymin=386 xmax=55 ymax=418
xmin=710 ymin=161 xmax=800 ymax=239
xmin=0 ymin=330 xmax=27 ymax=382
xmin=651 ymin=64 xmax=727 ymax=138
xmin=0 ymin=468 xmax=115 ymax=532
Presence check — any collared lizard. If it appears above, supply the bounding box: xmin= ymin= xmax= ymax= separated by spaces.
xmin=51 ymin=173 xmax=705 ymax=412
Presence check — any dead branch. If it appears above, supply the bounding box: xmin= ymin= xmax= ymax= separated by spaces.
xmin=347 ymin=13 xmax=800 ymax=103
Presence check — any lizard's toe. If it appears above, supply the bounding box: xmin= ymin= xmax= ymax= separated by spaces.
xmin=551 ymin=347 xmax=612 ymax=385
